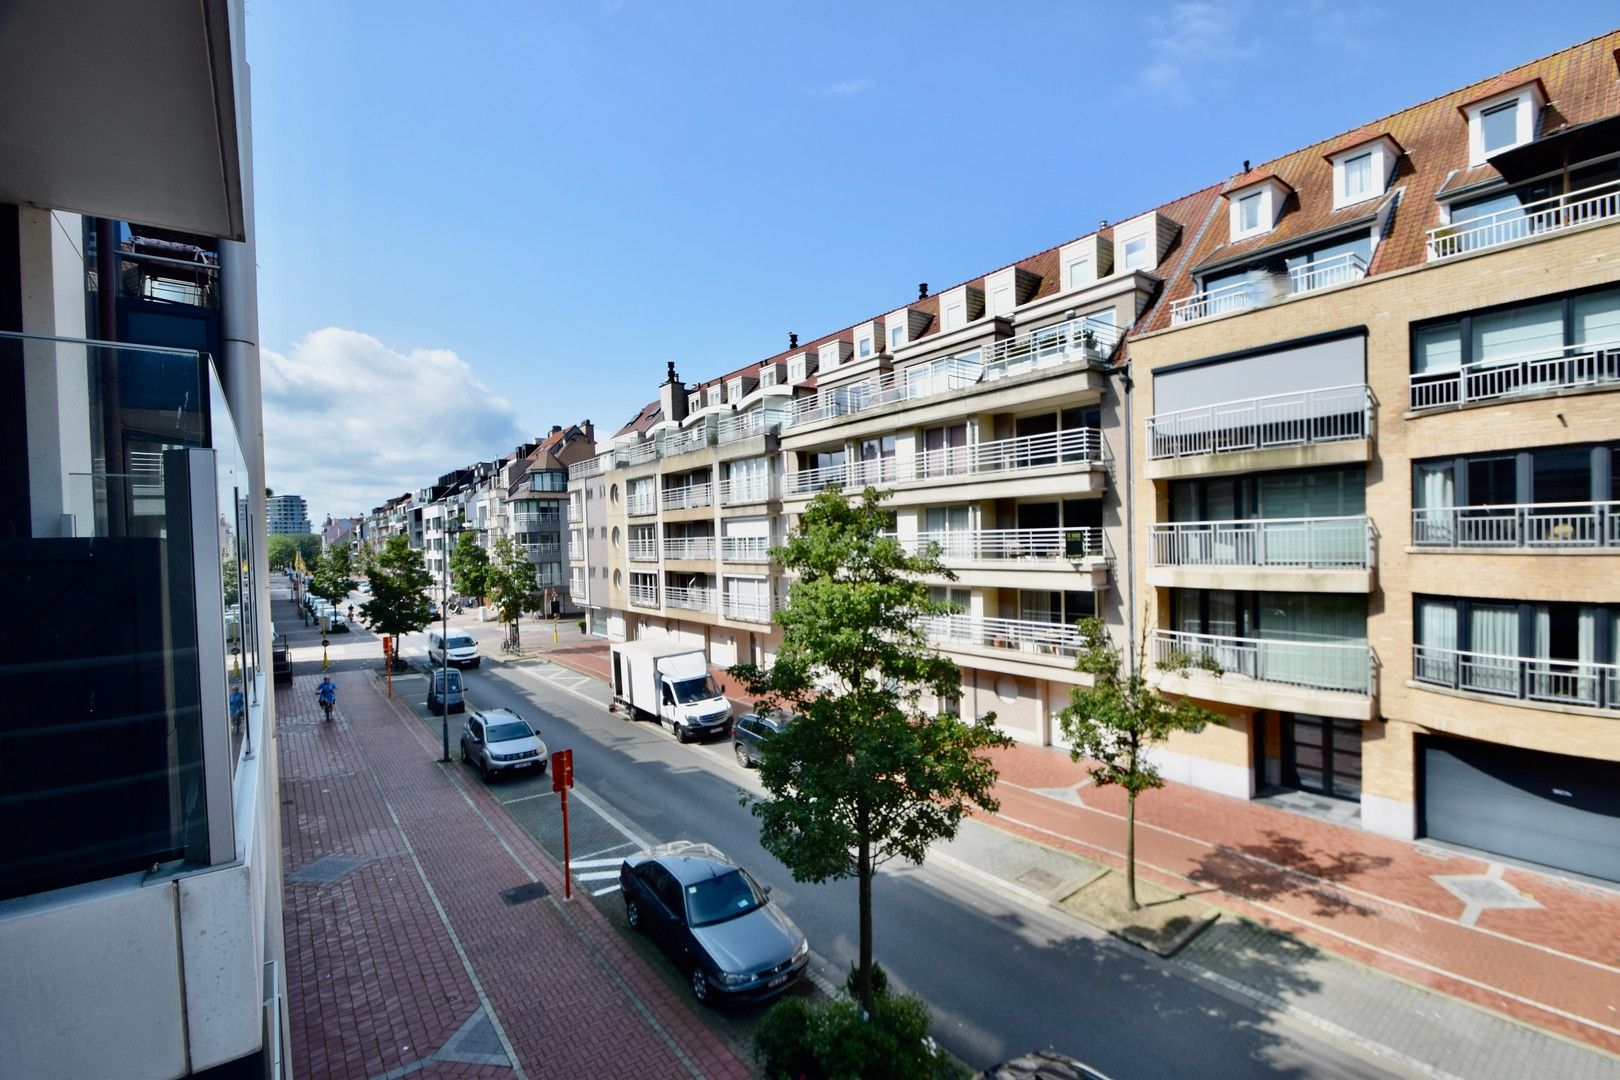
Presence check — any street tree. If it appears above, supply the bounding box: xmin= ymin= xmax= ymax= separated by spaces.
xmin=266 ymin=532 xmax=321 ymax=571
xmin=309 ymin=545 xmax=357 ymax=604
xmin=1056 ymin=617 xmax=1226 ymax=910
xmin=487 ymin=536 xmax=541 ymax=646
xmin=449 ymin=531 xmax=493 ymax=605
xmin=360 ymin=535 xmax=433 ymax=667
xmin=731 ymin=487 xmax=1011 ymax=1012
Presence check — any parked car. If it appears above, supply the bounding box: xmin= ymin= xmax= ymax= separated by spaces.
xmin=429 ymin=629 xmax=481 ymax=669
xmin=620 ymin=841 xmax=809 ymax=1007
xmin=977 ymin=1050 xmax=1114 ymax=1080
xmin=459 ymin=708 xmax=546 ymax=782
xmin=428 ymin=669 xmax=464 ymax=714
xmin=732 ymin=710 xmax=795 ymax=768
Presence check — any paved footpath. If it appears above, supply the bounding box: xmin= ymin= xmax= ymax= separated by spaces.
xmin=278 ymin=663 xmax=750 ymax=1079
xmin=533 ymin=631 xmax=1620 ymax=1064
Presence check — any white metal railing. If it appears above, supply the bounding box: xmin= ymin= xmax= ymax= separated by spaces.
xmin=721 ymin=536 xmax=772 ymax=561
xmin=627 ymin=492 xmax=657 ymax=516
xmin=1153 ymin=629 xmax=1373 ymax=695
xmin=1171 ymin=281 xmax=1256 ymax=325
xmin=628 ymin=580 xmax=660 ymax=608
xmin=913 ymin=427 xmax=1105 ymax=480
xmin=628 ymin=537 xmax=658 ymax=561
xmin=663 ymin=536 xmax=716 ymax=560
xmin=908 ymin=527 xmax=1105 ymax=562
xmin=718 ymin=408 xmax=784 ymax=444
xmin=1147 ymin=384 xmax=1372 ymax=460
xmin=664 ymin=585 xmax=716 ymax=612
xmin=1413 ymin=645 xmax=1620 ymax=710
xmin=786 ymin=371 xmax=905 ymax=428
xmin=902 ymin=356 xmax=985 ymax=401
xmin=568 ymin=456 xmax=608 ymax=480
xmin=1152 ymin=516 xmax=1371 ymax=569
xmin=724 ymin=593 xmax=775 ymax=622
xmin=1412 ymin=501 xmax=1620 ymax=548
xmin=128 ymin=450 xmax=165 ymax=494
xmin=566 ymin=503 xmax=583 ymax=523
xmin=982 ymin=315 xmax=1123 ymax=379
xmin=1288 ymin=252 xmax=1367 ymax=295
xmin=719 ymin=476 xmax=775 ymax=504
xmin=787 ymin=462 xmax=854 ymax=496
xmin=1408 ymin=338 xmax=1620 ymax=411
xmin=924 ymin=615 xmax=1085 ymax=657
xmin=1427 ymin=179 xmax=1620 ymax=260
xmin=660 ymin=482 xmax=713 ymax=511
xmin=663 ymin=426 xmax=713 ymax=456
xmin=618 ymin=441 xmax=659 ymax=466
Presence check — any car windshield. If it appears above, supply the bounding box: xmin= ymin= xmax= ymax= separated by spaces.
xmin=684 ymin=868 xmax=765 ymax=927
xmin=671 ymin=675 xmax=721 ymax=705
xmin=486 ymin=721 xmax=533 ymax=743
xmin=448 ymin=635 xmax=474 ymax=649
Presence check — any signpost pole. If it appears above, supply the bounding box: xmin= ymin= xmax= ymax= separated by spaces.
xmin=552 ymin=748 xmax=574 ymax=900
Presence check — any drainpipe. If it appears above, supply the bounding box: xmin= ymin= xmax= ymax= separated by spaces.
xmin=1100 ymin=357 xmax=1137 ymax=671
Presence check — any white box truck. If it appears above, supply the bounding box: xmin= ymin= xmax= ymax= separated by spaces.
xmin=609 ymin=640 xmax=734 ymax=743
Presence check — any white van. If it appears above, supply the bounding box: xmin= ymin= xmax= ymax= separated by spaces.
xmin=429 ymin=630 xmax=481 ymax=669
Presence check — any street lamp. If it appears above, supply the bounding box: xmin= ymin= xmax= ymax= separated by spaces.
xmin=439 ymin=520 xmax=457 ymax=763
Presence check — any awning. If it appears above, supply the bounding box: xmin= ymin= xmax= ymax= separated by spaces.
xmin=1490 ymin=114 xmax=1620 ymax=183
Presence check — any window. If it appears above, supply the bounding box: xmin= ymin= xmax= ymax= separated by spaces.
xmin=943 ymin=302 xmax=965 ymax=330
xmin=1238 ymin=193 xmax=1261 ymax=233
xmin=706 ymin=385 xmax=722 ymax=407
xmin=788 ymin=356 xmax=806 ymax=383
xmin=760 ymin=366 xmax=778 ymax=388
xmin=728 ymin=377 xmax=744 ymax=399
xmin=1342 ymin=152 xmax=1372 ymax=201
xmin=1481 ymin=100 xmax=1519 ymax=155
xmin=889 ymin=324 xmax=905 ymax=349
xmin=1066 ymin=256 xmax=1090 ymax=289
xmin=530 ymin=470 xmax=565 ymax=492
xmin=989 ymin=285 xmax=1013 ymax=317
xmin=858 ymin=335 xmax=872 ymax=358
xmin=1122 ymin=235 xmax=1148 ymax=270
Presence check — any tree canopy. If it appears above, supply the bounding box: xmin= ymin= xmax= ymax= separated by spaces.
xmin=731 ymin=487 xmax=1010 ymax=1011
xmin=308 ymin=545 xmax=357 ymax=604
xmin=449 ymin=531 xmax=493 ymax=604
xmin=267 ymin=532 xmax=321 ymax=570
xmin=359 ymin=535 xmax=433 ymax=652
xmin=487 ymin=536 xmax=541 ymax=642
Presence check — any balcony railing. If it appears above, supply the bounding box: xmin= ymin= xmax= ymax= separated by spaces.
xmin=626 ymin=493 xmax=657 ymax=516
xmin=1151 ymin=516 xmax=1371 ymax=569
xmin=914 ymin=427 xmax=1105 ymax=481
xmin=665 ymin=585 xmax=715 ymax=612
xmin=1408 ymin=338 xmax=1620 ymax=411
xmin=663 ymin=426 xmax=713 ymax=457
xmin=1152 ymin=629 xmax=1373 ymax=695
xmin=908 ymin=527 xmax=1104 ymax=562
xmin=1412 ymin=501 xmax=1620 ymax=548
xmin=568 ymin=455 xmax=609 ymax=480
xmin=663 ymin=536 xmax=715 ymax=560
xmin=981 ymin=315 xmax=1123 ymax=379
xmin=1426 ymin=179 xmax=1620 ymax=260
xmin=721 ymin=536 xmax=773 ymax=562
xmin=1171 ymin=281 xmax=1257 ymax=326
xmin=1413 ymin=645 xmax=1620 ymax=710
xmin=618 ymin=441 xmax=660 ymax=466
xmin=924 ymin=615 xmax=1085 ymax=658
xmin=628 ymin=538 xmax=658 ymax=561
xmin=1147 ymin=384 xmax=1372 ymax=460
xmin=719 ymin=476 xmax=775 ymax=504
xmin=661 ymin=483 xmax=713 ymax=511
xmin=718 ymin=408 xmax=784 ymax=444
xmin=1288 ymin=252 xmax=1368 ymax=295
xmin=567 ymin=503 xmax=583 ymax=523
xmin=723 ymin=593 xmax=775 ymax=623
xmin=788 ymin=462 xmax=855 ymax=496
xmin=628 ymin=581 xmax=660 ymax=608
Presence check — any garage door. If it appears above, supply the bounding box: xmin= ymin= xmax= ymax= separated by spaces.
xmin=1422 ymin=738 xmax=1620 ymax=882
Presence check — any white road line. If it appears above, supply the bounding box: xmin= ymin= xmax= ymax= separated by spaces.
xmin=499 ymin=791 xmax=556 ymax=806
xmin=571 ymin=857 xmax=629 ymax=869
xmin=575 ymin=870 xmax=621 ymax=882
xmin=592 ymin=884 xmax=622 ymax=897
xmin=577 ymin=841 xmax=638 ymax=861
xmin=570 ymin=786 xmax=655 ymax=851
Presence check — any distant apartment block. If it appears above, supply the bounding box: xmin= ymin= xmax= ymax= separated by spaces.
xmin=268 ymin=492 xmax=312 ymax=534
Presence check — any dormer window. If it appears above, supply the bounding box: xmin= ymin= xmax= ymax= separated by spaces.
xmin=1481 ymin=101 xmax=1519 ymax=154
xmin=942 ymin=302 xmax=964 ymax=330
xmin=788 ymin=355 xmax=807 ymax=383
xmin=1121 ymin=236 xmax=1149 ymax=270
xmin=857 ymin=334 xmax=873 ymax=358
xmin=760 ymin=366 xmax=779 ymax=388
xmin=1326 ymin=133 xmax=1400 ymax=210
xmin=889 ymin=324 xmax=904 ymax=349
xmin=1459 ymin=79 xmax=1545 ymax=166
xmin=1066 ymin=255 xmax=1090 ymax=289
xmin=727 ymin=377 xmax=744 ymax=399
xmin=1225 ymin=175 xmax=1291 ymax=241
xmin=1342 ymin=153 xmax=1372 ymax=200
xmin=1237 ymin=193 xmax=1262 ymax=233
xmin=688 ymin=393 xmax=702 ymax=412
xmin=706 ymin=385 xmax=723 ymax=407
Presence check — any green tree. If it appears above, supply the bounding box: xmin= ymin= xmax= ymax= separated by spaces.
xmin=360 ymin=535 xmax=433 ymax=666
xmin=731 ymin=488 xmax=1011 ymax=1012
xmin=449 ymin=531 xmax=493 ymax=604
xmin=487 ymin=536 xmax=541 ymax=646
xmin=309 ymin=545 xmax=357 ymax=604
xmin=1056 ymin=618 xmax=1226 ymax=910
xmin=292 ymin=533 xmax=322 ymax=568
xmin=267 ymin=533 xmax=297 ymax=570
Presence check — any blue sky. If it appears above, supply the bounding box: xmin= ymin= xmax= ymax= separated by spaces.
xmin=247 ymin=1 xmax=1620 ymax=520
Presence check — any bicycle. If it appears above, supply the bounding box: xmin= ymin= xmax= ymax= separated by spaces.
xmin=501 ymin=636 xmax=522 ymax=656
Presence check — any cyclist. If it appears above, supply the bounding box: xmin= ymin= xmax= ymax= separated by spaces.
xmin=316 ymin=675 xmax=337 ymax=722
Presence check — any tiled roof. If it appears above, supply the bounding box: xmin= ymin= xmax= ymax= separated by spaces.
xmin=1456 ymin=73 xmax=1546 ymax=113
xmin=1322 ymin=126 xmax=1405 ymax=160
xmin=1140 ymin=30 xmax=1620 ymax=334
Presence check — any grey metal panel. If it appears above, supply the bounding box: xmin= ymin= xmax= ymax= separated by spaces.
xmin=1422 ymin=739 xmax=1620 ymax=882
xmin=1153 ymin=336 xmax=1366 ymax=417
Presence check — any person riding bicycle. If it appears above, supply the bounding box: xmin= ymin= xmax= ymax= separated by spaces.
xmin=317 ymin=675 xmax=337 ymax=721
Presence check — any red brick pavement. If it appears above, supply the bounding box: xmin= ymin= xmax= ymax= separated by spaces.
xmin=279 ymin=670 xmax=750 ymax=1079
xmin=531 ymin=634 xmax=1620 ymax=1055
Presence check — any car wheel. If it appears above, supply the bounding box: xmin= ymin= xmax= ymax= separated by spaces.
xmin=689 ymin=966 xmax=710 ymax=1004
xmin=625 ymin=897 xmax=642 ymax=932
xmin=480 ymin=759 xmax=492 ymax=782
xmin=676 ymin=723 xmax=690 ymax=745
xmin=734 ymin=743 xmax=750 ymax=767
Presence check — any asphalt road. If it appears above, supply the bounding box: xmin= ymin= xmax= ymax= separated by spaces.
xmin=368 ymin=611 xmax=1406 ymax=1080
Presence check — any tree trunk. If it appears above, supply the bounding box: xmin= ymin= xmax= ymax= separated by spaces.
xmin=857 ymin=809 xmax=874 ymax=1013
xmin=1125 ymin=790 xmax=1140 ymax=912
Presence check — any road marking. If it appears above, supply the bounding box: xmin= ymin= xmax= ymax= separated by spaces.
xmin=592 ymin=884 xmax=622 ymax=897
xmin=499 ymin=791 xmax=556 ymax=806
xmin=572 ymin=857 xmax=629 ymax=869
xmin=577 ymin=841 xmax=638 ymax=861
xmin=576 ymin=870 xmax=621 ymax=882
xmin=570 ymin=786 xmax=654 ymax=851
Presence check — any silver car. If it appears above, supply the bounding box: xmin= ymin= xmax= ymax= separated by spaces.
xmin=460 ymin=708 xmax=547 ymax=782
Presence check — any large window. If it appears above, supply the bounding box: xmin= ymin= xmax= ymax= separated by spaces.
xmin=530 ymin=470 xmax=566 ymax=492
xmin=1480 ymin=100 xmax=1520 ymax=155
xmin=1415 ymin=597 xmax=1619 ymax=708
xmin=1341 ymin=152 xmax=1373 ymax=201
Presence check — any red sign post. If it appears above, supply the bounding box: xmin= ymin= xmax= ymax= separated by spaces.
xmin=382 ymin=636 xmax=394 ymax=697
xmin=552 ymin=748 xmax=575 ymax=899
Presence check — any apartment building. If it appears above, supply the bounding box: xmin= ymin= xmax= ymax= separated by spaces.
xmin=1130 ymin=33 xmax=1620 ymax=880
xmin=267 ymin=493 xmax=312 ymax=535
xmin=576 ymin=31 xmax=1620 ymax=883
xmin=0 ymin=2 xmax=289 ymax=1075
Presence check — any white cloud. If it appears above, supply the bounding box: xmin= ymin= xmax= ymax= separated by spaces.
xmin=1124 ymin=2 xmax=1262 ymax=108
xmin=816 ymin=77 xmax=872 ymax=98
xmin=261 ymin=327 xmax=529 ymax=524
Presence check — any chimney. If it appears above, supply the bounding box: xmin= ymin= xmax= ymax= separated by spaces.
xmin=551 ymin=424 xmax=562 ymax=434
xmin=581 ymin=419 xmax=594 ymax=443
xmin=659 ymin=362 xmax=688 ymax=423
xmin=1243 ymin=159 xmax=1251 ymax=173
xmin=789 ymin=332 xmax=798 ymax=349
xmin=918 ymin=282 xmax=929 ymax=299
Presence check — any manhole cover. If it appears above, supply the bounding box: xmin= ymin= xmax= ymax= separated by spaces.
xmin=1016 ymin=867 xmax=1063 ymax=892
xmin=1444 ymin=877 xmax=1525 ymax=905
xmin=500 ymin=881 xmax=548 ymax=906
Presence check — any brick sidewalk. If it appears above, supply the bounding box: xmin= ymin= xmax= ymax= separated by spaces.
xmin=278 ymin=666 xmax=750 ymax=1079
xmin=530 ymin=633 xmax=1620 ymax=1057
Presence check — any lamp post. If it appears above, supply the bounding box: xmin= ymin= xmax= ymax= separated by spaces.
xmin=439 ymin=520 xmax=456 ymax=763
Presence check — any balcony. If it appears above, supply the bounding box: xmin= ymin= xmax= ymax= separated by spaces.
xmin=629 ymin=537 xmax=658 ymax=562
xmin=979 ymin=315 xmax=1123 ymax=380
xmin=1152 ymin=629 xmax=1375 ymax=719
xmin=908 ymin=527 xmax=1104 ymax=562
xmin=1413 ymin=645 xmax=1619 ymax=711
xmin=1171 ymin=281 xmax=1256 ymax=325
xmin=663 ymin=425 xmax=713 ymax=457
xmin=663 ymin=536 xmax=716 ymax=560
xmin=1408 ymin=338 xmax=1620 ymax=411
xmin=1426 ymin=179 xmax=1620 ymax=261
xmin=569 ymin=455 xmax=609 ymax=480
xmin=629 ymin=581 xmax=660 ymax=608
xmin=723 ymin=593 xmax=776 ymax=623
xmin=661 ymin=482 xmax=713 ymax=512
xmin=787 ymin=428 xmax=1107 ymax=499
xmin=627 ymin=493 xmax=657 ymax=516
xmin=721 ymin=536 xmax=773 ymax=562
xmin=567 ymin=503 xmax=583 ymax=523
xmin=1149 ymin=516 xmax=1373 ymax=591
xmin=1413 ymin=502 xmax=1620 ymax=549
xmin=719 ymin=477 xmax=776 ymax=505
xmin=924 ymin=615 xmax=1084 ymax=659
xmin=1146 ymin=384 xmax=1372 ymax=473
xmin=1288 ymin=252 xmax=1368 ymax=295
xmin=718 ymin=408 xmax=785 ymax=445
xmin=619 ymin=441 xmax=660 ymax=467
xmin=665 ymin=585 xmax=716 ymax=613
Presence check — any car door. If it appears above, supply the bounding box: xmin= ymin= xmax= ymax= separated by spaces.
xmin=464 ymin=716 xmax=483 ymax=765
xmin=638 ymin=864 xmax=682 ymax=950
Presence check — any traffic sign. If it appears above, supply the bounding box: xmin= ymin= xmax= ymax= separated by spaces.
xmin=551 ymin=748 xmax=573 ymax=792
